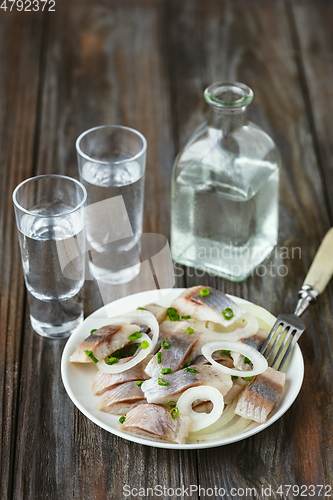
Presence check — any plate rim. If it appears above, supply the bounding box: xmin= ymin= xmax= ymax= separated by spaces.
xmin=61 ymin=288 xmax=304 ymax=450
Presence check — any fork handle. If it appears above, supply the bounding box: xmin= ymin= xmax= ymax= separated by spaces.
xmin=295 ymin=227 xmax=333 ymax=316
xmin=304 ymin=227 xmax=333 ymax=293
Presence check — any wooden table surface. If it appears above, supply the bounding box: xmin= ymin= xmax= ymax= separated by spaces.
xmin=1 ymin=1 xmax=333 ymax=499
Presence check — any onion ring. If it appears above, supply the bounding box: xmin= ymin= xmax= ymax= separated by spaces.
xmin=201 ymin=341 xmax=268 ymax=377
xmin=96 ymin=310 xmax=159 ymax=374
xmin=176 ymin=386 xmax=224 ymax=432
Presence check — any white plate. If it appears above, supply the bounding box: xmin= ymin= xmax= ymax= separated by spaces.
xmin=61 ymin=288 xmax=304 ymax=450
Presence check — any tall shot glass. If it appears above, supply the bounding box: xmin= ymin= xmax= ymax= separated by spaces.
xmin=13 ymin=175 xmax=87 ymax=338
xmin=76 ymin=125 xmax=147 ymax=285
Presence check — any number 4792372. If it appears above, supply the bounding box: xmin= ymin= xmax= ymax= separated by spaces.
xmin=0 ymin=0 xmax=55 ymax=11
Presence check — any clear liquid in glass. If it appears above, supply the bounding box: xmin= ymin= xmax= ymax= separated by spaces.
xmin=19 ymin=202 xmax=85 ymax=337
xmin=80 ymin=160 xmax=145 ymax=284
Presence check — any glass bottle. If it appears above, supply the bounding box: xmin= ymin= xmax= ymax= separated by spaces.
xmin=171 ymin=82 xmax=280 ymax=281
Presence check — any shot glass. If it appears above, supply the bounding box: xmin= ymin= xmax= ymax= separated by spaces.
xmin=13 ymin=174 xmax=87 ymax=338
xmin=76 ymin=125 xmax=147 ymax=285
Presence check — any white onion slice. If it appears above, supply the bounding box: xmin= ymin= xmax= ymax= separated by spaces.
xmin=190 ymin=399 xmax=238 ymax=435
xmin=176 ymin=386 xmax=224 ymax=432
xmin=97 ymin=333 xmax=152 ymax=373
xmin=96 ymin=310 xmax=159 ymax=374
xmin=202 ymin=341 xmax=268 ymax=377
xmin=187 ymin=415 xmax=252 ymax=443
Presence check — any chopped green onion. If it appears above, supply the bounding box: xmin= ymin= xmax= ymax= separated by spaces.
xmin=166 ymin=307 xmax=180 ymax=321
xmin=181 ymin=315 xmax=191 ymax=320
xmin=166 ymin=400 xmax=177 ymax=408
xmin=231 ymin=375 xmax=239 ymax=380
xmin=137 ymin=307 xmax=146 ymax=310
xmin=184 ymin=362 xmax=191 ymax=367
xmin=129 ymin=332 xmax=142 ymax=340
xmin=106 ymin=357 xmax=119 ymax=365
xmin=221 ymin=350 xmax=231 ymax=356
xmin=222 ymin=307 xmax=234 ymax=320
xmin=157 ymin=352 xmax=162 ymax=364
xmin=185 ymin=367 xmax=197 ymax=373
xmin=84 ymin=350 xmax=98 ymax=363
xmin=244 ymin=357 xmax=251 ymax=364
xmin=200 ymin=288 xmax=210 ymax=297
xmin=161 ymin=338 xmax=171 ymax=349
xmin=141 ymin=340 xmax=149 ymax=350
xmin=169 ymin=407 xmax=179 ymax=419
xmin=158 ymin=378 xmax=169 ymax=386
xmin=245 ymin=376 xmax=254 ymax=382
xmin=119 ymin=416 xmax=126 ymax=424
xmin=136 ymin=380 xmax=143 ymax=387
xmin=186 ymin=327 xmax=194 ymax=335
xmin=161 ymin=368 xmax=172 ymax=375
xmin=90 ymin=329 xmax=97 ymax=335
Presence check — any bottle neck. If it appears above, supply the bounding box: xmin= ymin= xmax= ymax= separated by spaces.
xmin=207 ymin=105 xmax=248 ymax=133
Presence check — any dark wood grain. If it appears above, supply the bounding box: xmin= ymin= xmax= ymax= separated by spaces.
xmin=12 ymin=2 xmax=196 ymax=500
xmin=0 ymin=11 xmax=42 ymax=500
xmin=0 ymin=0 xmax=332 ymax=499
xmin=290 ymin=0 xmax=333 ymax=221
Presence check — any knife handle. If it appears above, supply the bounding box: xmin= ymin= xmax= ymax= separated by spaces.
xmin=304 ymin=227 xmax=333 ymax=294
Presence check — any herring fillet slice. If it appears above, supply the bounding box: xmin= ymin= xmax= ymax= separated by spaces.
xmin=69 ymin=323 xmax=141 ymax=363
xmin=143 ymin=303 xmax=167 ymax=324
xmin=171 ymin=286 xmax=245 ymax=327
xmin=145 ymin=334 xmax=200 ymax=377
xmin=141 ymin=365 xmax=232 ymax=405
xmin=119 ymin=403 xmax=192 ymax=444
xmin=241 ymin=329 xmax=267 ymax=350
xmin=98 ymin=381 xmax=146 ymax=415
xmin=235 ymin=367 xmax=286 ymax=423
xmin=92 ymin=356 xmax=152 ymax=395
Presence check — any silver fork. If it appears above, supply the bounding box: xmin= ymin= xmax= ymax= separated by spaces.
xmin=260 ymin=228 xmax=333 ymax=371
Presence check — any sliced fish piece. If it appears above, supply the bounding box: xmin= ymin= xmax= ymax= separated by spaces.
xmin=92 ymin=356 xmax=152 ymax=395
xmin=98 ymin=381 xmax=146 ymax=415
xmin=235 ymin=367 xmax=286 ymax=423
xmin=141 ymin=365 xmax=232 ymax=405
xmin=69 ymin=323 xmax=141 ymax=363
xmin=241 ymin=329 xmax=267 ymax=350
xmin=147 ymin=320 xmax=230 ymax=375
xmin=119 ymin=403 xmax=192 ymax=444
xmin=145 ymin=335 xmax=200 ymax=377
xmin=193 ymin=352 xmax=234 ymax=368
xmin=143 ymin=303 xmax=167 ymax=324
xmin=156 ymin=320 xmax=186 ymax=350
xmin=171 ymin=286 xmax=245 ymax=327
xmin=148 ymin=317 xmax=243 ymax=376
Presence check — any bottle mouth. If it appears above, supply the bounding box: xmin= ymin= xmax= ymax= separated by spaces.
xmin=204 ymin=82 xmax=253 ymax=109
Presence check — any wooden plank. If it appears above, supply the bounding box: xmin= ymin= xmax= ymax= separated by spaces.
xmin=168 ymin=0 xmax=333 ymax=494
xmin=12 ymin=2 xmax=194 ymax=499
xmin=0 ymin=11 xmax=42 ymax=500
xmin=290 ymin=0 xmax=333 ymax=218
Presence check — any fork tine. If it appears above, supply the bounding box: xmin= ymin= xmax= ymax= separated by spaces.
xmin=260 ymin=319 xmax=284 ymax=356
xmin=277 ymin=326 xmax=305 ymax=371
xmin=270 ymin=328 xmax=294 ymax=369
xmin=261 ymin=321 xmax=289 ymax=360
